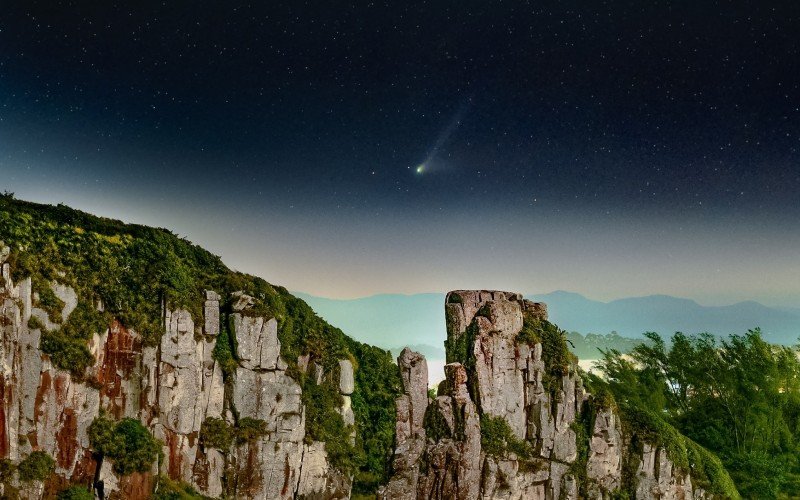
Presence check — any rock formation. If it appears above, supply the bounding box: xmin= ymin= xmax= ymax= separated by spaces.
xmin=380 ymin=290 xmax=726 ymax=499
xmin=0 ymin=252 xmax=351 ymax=499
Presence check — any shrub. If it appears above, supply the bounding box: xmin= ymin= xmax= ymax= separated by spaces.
xmin=517 ymin=316 xmax=575 ymax=398
xmin=35 ymin=299 xmax=108 ymax=376
xmin=346 ymin=340 xmax=402 ymax=495
xmin=18 ymin=451 xmax=55 ymax=482
xmin=153 ymin=476 xmax=207 ymax=500
xmin=33 ymin=279 xmax=64 ymax=324
xmin=479 ymin=414 xmax=532 ymax=459
xmin=89 ymin=414 xmax=162 ymax=475
xmin=211 ymin=321 xmax=238 ymax=377
xmin=423 ymin=405 xmax=451 ymax=442
xmin=27 ymin=315 xmax=46 ymax=331
xmin=199 ymin=417 xmax=233 ymax=450
xmin=57 ymin=485 xmax=94 ymax=500
xmin=302 ymin=376 xmax=360 ymax=473
xmin=236 ymin=417 xmax=267 ymax=444
xmin=59 ymin=300 xmax=108 ymax=340
xmin=40 ymin=329 xmax=95 ymax=375
xmin=0 ymin=458 xmax=15 ymax=482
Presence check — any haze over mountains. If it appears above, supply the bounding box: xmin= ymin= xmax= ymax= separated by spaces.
xmin=296 ymin=291 xmax=800 ymax=358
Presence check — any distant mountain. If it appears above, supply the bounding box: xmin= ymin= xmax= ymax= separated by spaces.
xmin=778 ymin=306 xmax=800 ymax=316
xmin=296 ymin=291 xmax=800 ymax=351
xmin=541 ymin=291 xmax=800 ymax=344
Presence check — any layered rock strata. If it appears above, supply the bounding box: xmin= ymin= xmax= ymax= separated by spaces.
xmin=381 ymin=290 xmax=714 ymax=500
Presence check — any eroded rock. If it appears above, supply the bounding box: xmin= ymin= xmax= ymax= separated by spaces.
xmin=384 ymin=290 xmax=717 ymax=500
xmin=0 ymin=275 xmax=350 ymax=500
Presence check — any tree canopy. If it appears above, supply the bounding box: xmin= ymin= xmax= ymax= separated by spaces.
xmin=596 ymin=329 xmax=800 ymax=497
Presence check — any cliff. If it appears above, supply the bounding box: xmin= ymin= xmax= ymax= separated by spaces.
xmin=380 ymin=290 xmax=740 ymax=499
xmin=0 ymin=196 xmax=740 ymax=499
xmin=0 ymin=196 xmax=400 ymax=499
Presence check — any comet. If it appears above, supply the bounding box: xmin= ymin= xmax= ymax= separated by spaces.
xmin=414 ymin=97 xmax=471 ymax=175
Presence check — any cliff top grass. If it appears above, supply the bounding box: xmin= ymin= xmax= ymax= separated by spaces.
xmin=0 ymin=194 xmax=400 ymax=490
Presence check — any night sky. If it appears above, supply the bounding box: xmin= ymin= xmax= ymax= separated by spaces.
xmin=1 ymin=2 xmax=799 ymax=306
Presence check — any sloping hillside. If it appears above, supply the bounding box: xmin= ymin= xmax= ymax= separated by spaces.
xmin=0 ymin=194 xmax=400 ymax=498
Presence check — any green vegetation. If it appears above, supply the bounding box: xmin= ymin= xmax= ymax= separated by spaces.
xmin=302 ymin=373 xmax=359 ymax=473
xmin=153 ymin=476 xmax=210 ymax=500
xmin=198 ymin=415 xmax=270 ymax=451
xmin=17 ymin=451 xmax=55 ymax=482
xmin=595 ymin=329 xmax=800 ymax=498
xmin=40 ymin=328 xmax=96 ymax=376
xmin=56 ymin=485 xmax=94 ymax=500
xmin=235 ymin=417 xmax=268 ymax=444
xmin=423 ymin=404 xmax=452 ymax=442
xmin=211 ymin=317 xmax=238 ymax=377
xmin=347 ymin=340 xmax=402 ymax=494
xmin=479 ymin=414 xmax=532 ymax=459
xmin=199 ymin=417 xmax=234 ymax=450
xmin=33 ymin=278 xmax=65 ymax=324
xmin=517 ymin=316 xmax=575 ymax=378
xmin=88 ymin=414 xmax=162 ymax=475
xmin=0 ymin=195 xmax=401 ymax=494
xmin=28 ymin=297 xmax=110 ymax=376
xmin=517 ymin=315 xmax=577 ymax=408
xmin=444 ymin=319 xmax=476 ymax=365
xmin=0 ymin=458 xmax=14 ymax=483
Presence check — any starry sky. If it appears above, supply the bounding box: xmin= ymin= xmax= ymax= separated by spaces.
xmin=1 ymin=1 xmax=799 ymax=306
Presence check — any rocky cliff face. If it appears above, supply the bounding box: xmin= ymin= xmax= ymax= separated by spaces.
xmin=0 ymin=255 xmax=351 ymax=499
xmin=380 ymin=290 xmax=722 ymax=500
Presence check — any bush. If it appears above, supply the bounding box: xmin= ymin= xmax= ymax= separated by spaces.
xmin=423 ymin=405 xmax=452 ymax=442
xmin=0 ymin=458 xmax=15 ymax=482
xmin=302 ymin=376 xmax=360 ymax=473
xmin=153 ymin=476 xmax=207 ymax=499
xmin=57 ymin=485 xmax=94 ymax=500
xmin=236 ymin=417 xmax=267 ymax=444
xmin=727 ymin=452 xmax=785 ymax=499
xmin=480 ymin=414 xmax=532 ymax=459
xmin=346 ymin=340 xmax=401 ymax=494
xmin=199 ymin=417 xmax=233 ymax=450
xmin=89 ymin=414 xmax=162 ymax=475
xmin=34 ymin=299 xmax=108 ymax=376
xmin=18 ymin=451 xmax=55 ymax=482
xmin=40 ymin=329 xmax=95 ymax=375
xmin=33 ymin=279 xmax=65 ymax=324
xmin=211 ymin=321 xmax=238 ymax=377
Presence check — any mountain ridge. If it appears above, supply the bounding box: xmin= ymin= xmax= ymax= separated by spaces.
xmin=297 ymin=290 xmax=800 ymax=350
